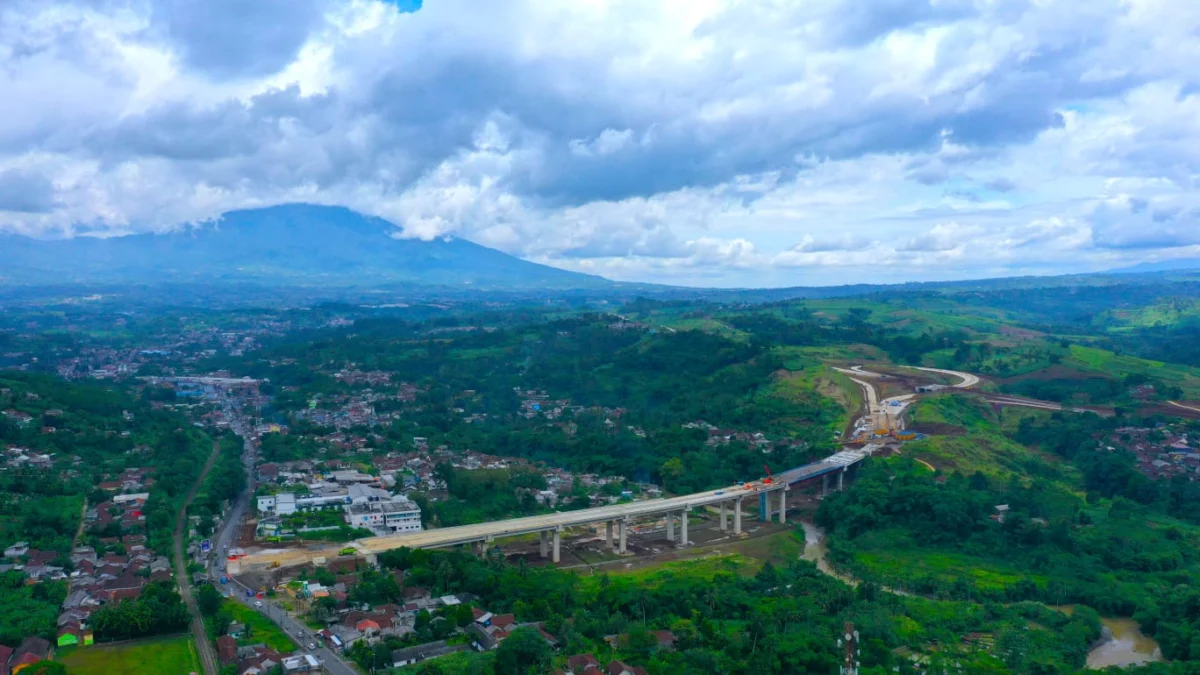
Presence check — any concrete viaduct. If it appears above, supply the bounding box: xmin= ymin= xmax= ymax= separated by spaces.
xmin=231 ymin=449 xmax=869 ymax=574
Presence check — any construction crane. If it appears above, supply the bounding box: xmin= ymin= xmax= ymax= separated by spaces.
xmin=762 ymin=464 xmax=773 ymax=485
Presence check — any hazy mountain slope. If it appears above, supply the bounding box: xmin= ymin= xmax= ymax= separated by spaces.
xmin=0 ymin=204 xmax=610 ymax=289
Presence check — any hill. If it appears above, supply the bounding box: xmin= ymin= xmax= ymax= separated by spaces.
xmin=0 ymin=204 xmax=611 ymax=290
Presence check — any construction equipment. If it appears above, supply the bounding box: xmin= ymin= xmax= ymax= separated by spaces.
xmin=762 ymin=464 xmax=774 ymax=485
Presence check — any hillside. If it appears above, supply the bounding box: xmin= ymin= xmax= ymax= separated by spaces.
xmin=0 ymin=204 xmax=612 ymax=290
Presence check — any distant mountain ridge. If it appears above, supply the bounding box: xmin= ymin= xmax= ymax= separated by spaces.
xmin=0 ymin=204 xmax=611 ymax=289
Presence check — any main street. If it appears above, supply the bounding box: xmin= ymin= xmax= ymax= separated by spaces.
xmin=207 ymin=397 xmax=358 ymax=675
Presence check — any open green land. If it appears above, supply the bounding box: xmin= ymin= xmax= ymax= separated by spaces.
xmin=56 ymin=635 xmax=200 ymax=675
xmin=220 ymin=599 xmax=296 ymax=652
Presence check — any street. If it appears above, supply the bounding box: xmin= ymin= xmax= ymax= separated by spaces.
xmin=207 ymin=401 xmax=360 ymax=675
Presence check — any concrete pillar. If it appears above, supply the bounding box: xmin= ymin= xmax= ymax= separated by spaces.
xmin=481 ymin=536 xmax=493 ymax=556
xmin=618 ymin=519 xmax=628 ymax=554
xmin=539 ymin=531 xmax=548 ymax=558
xmin=606 ymin=521 xmax=614 ymax=549
xmin=778 ymin=489 xmax=788 ymax=524
xmin=822 ymin=473 xmax=829 ymax=496
xmin=680 ymin=508 xmax=688 ymax=547
xmin=838 ymin=467 xmax=845 ymax=491
xmin=734 ymin=498 xmax=742 ymax=534
xmin=666 ymin=513 xmax=675 ymax=543
xmin=720 ymin=501 xmax=728 ymax=531
xmin=552 ymin=527 xmax=561 ymax=564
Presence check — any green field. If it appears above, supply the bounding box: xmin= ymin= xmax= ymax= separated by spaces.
xmin=1065 ymin=344 xmax=1200 ymax=398
xmin=56 ymin=635 xmax=200 ymax=675
xmin=221 ymin=599 xmax=296 ymax=652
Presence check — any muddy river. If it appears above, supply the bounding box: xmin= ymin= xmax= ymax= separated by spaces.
xmin=799 ymin=522 xmax=1163 ymax=669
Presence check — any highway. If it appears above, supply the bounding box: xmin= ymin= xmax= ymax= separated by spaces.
xmin=232 ymin=449 xmax=870 ymax=573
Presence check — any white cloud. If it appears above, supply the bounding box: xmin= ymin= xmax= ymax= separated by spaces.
xmin=2 ymin=0 xmax=1200 ymax=285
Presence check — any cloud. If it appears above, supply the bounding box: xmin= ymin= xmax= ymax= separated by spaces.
xmin=0 ymin=168 xmax=55 ymax=213
xmin=149 ymin=0 xmax=331 ymax=79
xmin=2 ymin=0 xmax=1200 ymax=285
xmin=1089 ymin=195 xmax=1200 ymax=249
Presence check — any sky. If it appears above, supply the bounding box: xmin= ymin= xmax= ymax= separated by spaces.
xmin=2 ymin=0 xmax=1199 ymax=287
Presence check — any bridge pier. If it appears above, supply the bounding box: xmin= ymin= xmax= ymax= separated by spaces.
xmin=606 ymin=521 xmax=614 ymax=550
xmin=552 ymin=527 xmax=561 ymax=563
xmin=539 ymin=530 xmax=548 ymax=558
xmin=778 ymin=488 xmax=788 ymax=524
xmin=822 ymin=473 xmax=829 ymax=496
xmin=734 ymin=498 xmax=742 ymax=534
xmin=720 ymin=501 xmax=728 ymax=531
xmin=618 ymin=518 xmax=628 ymax=554
xmin=680 ymin=507 xmax=688 ymax=547
xmin=838 ymin=467 xmax=845 ymax=491
xmin=665 ymin=513 xmax=674 ymax=543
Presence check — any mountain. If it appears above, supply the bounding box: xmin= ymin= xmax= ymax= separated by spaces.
xmin=1107 ymin=259 xmax=1200 ymax=274
xmin=0 ymin=204 xmax=611 ymax=289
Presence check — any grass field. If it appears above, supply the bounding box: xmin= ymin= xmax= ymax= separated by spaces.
xmin=1065 ymin=345 xmax=1200 ymax=398
xmin=56 ymin=635 xmax=200 ymax=675
xmin=222 ymin=599 xmax=296 ymax=652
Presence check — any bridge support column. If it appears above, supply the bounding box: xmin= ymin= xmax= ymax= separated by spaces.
xmin=838 ymin=467 xmax=845 ymax=491
xmin=552 ymin=527 xmax=561 ymax=564
xmin=481 ymin=536 xmax=493 ymax=556
xmin=822 ymin=473 xmax=829 ymax=496
xmin=539 ymin=531 xmax=548 ymax=558
xmin=734 ymin=498 xmax=742 ymax=535
xmin=720 ymin=501 xmax=728 ymax=531
xmin=606 ymin=521 xmax=614 ymax=550
xmin=666 ymin=513 xmax=674 ymax=543
xmin=778 ymin=488 xmax=788 ymax=524
xmin=680 ymin=508 xmax=688 ymax=547
xmin=618 ymin=519 xmax=628 ymax=554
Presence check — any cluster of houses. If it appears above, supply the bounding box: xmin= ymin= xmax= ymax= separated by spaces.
xmin=216 ymin=639 xmax=321 ymax=675
xmin=274 ymin=560 xmax=670 ymax=675
xmin=4 ymin=532 xmax=173 ymax=651
xmin=1110 ymin=423 xmax=1199 ymax=480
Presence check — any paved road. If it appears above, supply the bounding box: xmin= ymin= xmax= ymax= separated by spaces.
xmin=174 ymin=441 xmax=223 ymax=675
xmin=211 ymin=407 xmax=359 ymax=675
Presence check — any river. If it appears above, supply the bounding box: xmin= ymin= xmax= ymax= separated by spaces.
xmin=1051 ymin=606 xmax=1164 ymax=669
xmin=798 ymin=521 xmax=1163 ymax=669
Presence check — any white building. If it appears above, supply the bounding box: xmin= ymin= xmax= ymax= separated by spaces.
xmin=345 ymin=499 xmax=422 ymax=534
xmin=257 ymin=490 xmax=349 ymax=516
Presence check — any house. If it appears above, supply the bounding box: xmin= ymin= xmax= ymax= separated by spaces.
xmin=650 ymin=630 xmax=676 ymax=651
xmin=10 ymin=636 xmax=51 ymax=674
xmin=566 ymin=653 xmax=601 ymax=673
xmin=217 ymin=636 xmax=238 ymax=665
xmin=606 ymin=661 xmax=649 ymax=675
xmin=228 ymin=621 xmax=247 ymax=638
xmin=281 ymin=654 xmax=322 ymax=673
xmin=3 ymin=542 xmax=29 ymax=558
xmin=391 ymin=640 xmax=469 ymax=668
xmin=56 ymin=622 xmax=94 ymax=647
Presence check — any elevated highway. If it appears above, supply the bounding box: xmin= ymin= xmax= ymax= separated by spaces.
xmin=231 ymin=449 xmax=871 ymax=574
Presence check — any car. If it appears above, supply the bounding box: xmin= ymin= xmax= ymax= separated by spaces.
xmin=254 ymin=601 xmax=263 ymax=608
xmin=307 ymin=643 xmax=316 ymax=650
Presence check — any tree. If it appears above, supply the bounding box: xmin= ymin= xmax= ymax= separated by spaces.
xmin=494 ymin=627 xmax=552 ymax=675
xmin=196 ymin=583 xmax=223 ymax=616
